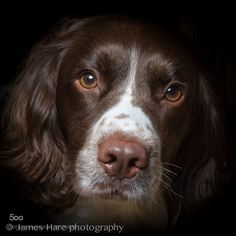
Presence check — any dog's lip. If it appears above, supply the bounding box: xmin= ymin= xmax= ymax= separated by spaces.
xmin=93 ymin=180 xmax=133 ymax=198
xmin=94 ymin=180 xmax=130 ymax=191
xmin=95 ymin=189 xmax=127 ymax=200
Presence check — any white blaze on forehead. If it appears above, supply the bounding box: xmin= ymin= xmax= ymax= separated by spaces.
xmin=90 ymin=49 xmax=156 ymax=143
xmin=126 ymin=48 xmax=138 ymax=96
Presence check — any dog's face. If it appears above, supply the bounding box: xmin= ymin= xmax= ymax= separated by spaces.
xmin=56 ymin=17 xmax=198 ymax=203
xmin=1 ymin=15 xmax=227 ymax=229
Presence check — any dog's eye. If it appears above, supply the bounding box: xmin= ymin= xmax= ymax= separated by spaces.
xmin=79 ymin=73 xmax=98 ymax=89
xmin=165 ymin=84 xmax=182 ymax=102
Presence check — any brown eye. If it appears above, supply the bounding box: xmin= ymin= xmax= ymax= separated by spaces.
xmin=165 ymin=84 xmax=182 ymax=102
xmin=79 ymin=73 xmax=98 ymax=89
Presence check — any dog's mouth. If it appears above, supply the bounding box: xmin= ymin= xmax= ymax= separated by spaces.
xmin=95 ymin=181 xmax=132 ymax=199
xmin=80 ymin=177 xmax=145 ymax=201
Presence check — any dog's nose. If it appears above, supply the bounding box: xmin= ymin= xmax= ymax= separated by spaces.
xmin=98 ymin=137 xmax=148 ymax=178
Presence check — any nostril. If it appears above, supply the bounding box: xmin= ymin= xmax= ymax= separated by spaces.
xmin=128 ymin=157 xmax=138 ymax=168
xmin=106 ymin=154 xmax=117 ymax=164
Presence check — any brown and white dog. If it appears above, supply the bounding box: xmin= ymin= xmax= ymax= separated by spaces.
xmin=0 ymin=15 xmax=228 ymax=231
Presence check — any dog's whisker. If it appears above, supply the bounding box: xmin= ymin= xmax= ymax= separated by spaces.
xmin=160 ymin=179 xmax=184 ymax=199
xmin=160 ymin=166 xmax=178 ymax=176
xmin=161 ymin=162 xmax=183 ymax=169
xmin=161 ymin=172 xmax=173 ymax=182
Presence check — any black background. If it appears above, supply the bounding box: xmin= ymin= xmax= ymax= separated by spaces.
xmin=0 ymin=1 xmax=236 ymax=234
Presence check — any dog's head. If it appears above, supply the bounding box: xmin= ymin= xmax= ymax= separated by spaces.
xmin=1 ymin=16 xmax=228 ymax=228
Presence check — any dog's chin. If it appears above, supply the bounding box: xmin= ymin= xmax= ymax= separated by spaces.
xmin=91 ymin=190 xmax=139 ymax=202
xmin=79 ymin=179 xmax=147 ymax=202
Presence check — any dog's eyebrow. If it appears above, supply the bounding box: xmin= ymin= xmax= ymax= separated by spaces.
xmin=145 ymin=54 xmax=177 ymax=78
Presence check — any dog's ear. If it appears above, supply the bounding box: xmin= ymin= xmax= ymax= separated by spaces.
xmin=193 ymin=74 xmax=228 ymax=197
xmin=0 ymin=19 xmax=84 ymax=206
xmin=174 ymin=72 xmax=228 ymax=210
xmin=1 ymin=31 xmax=66 ymax=182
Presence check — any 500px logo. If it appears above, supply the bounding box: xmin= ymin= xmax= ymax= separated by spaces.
xmin=9 ymin=214 xmax=24 ymax=222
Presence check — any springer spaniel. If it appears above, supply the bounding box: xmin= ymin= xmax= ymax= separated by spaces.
xmin=0 ymin=15 xmax=228 ymax=231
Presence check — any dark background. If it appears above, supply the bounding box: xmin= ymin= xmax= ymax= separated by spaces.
xmin=0 ymin=1 xmax=236 ymax=234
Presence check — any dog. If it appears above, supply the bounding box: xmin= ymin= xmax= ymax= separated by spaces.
xmin=0 ymin=15 xmax=229 ymax=231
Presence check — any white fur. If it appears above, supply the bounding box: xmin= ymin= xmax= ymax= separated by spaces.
xmin=75 ymin=49 xmax=161 ymax=201
xmin=86 ymin=49 xmax=157 ymax=147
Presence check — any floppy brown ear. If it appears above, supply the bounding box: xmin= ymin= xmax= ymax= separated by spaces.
xmin=173 ymin=73 xmax=228 ymax=209
xmin=0 ymin=19 xmax=83 ymax=206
